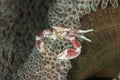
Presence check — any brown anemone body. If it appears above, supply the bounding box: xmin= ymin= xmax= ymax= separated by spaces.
xmin=68 ymin=5 xmax=120 ymax=80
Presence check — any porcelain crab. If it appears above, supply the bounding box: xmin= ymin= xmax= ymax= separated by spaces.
xmin=36 ymin=25 xmax=93 ymax=60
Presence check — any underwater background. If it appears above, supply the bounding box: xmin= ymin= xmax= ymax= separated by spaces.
xmin=0 ymin=0 xmax=120 ymax=80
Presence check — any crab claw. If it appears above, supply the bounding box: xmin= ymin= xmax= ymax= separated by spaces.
xmin=36 ymin=40 xmax=41 ymax=51
xmin=58 ymin=36 xmax=82 ymax=60
xmin=36 ymin=32 xmax=43 ymax=40
xmin=57 ymin=48 xmax=81 ymax=60
xmin=36 ymin=29 xmax=52 ymax=52
xmin=36 ymin=40 xmax=45 ymax=52
xmin=36 ymin=32 xmax=44 ymax=52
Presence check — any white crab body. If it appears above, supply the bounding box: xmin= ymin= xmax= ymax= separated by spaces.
xmin=36 ymin=25 xmax=93 ymax=60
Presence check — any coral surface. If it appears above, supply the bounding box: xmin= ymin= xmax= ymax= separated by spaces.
xmin=12 ymin=37 xmax=72 ymax=80
xmin=48 ymin=0 xmax=119 ymax=29
xmin=0 ymin=0 xmax=51 ymax=79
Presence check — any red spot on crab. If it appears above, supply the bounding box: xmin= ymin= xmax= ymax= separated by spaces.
xmin=36 ymin=32 xmax=43 ymax=38
xmin=70 ymin=37 xmax=81 ymax=49
xmin=36 ymin=40 xmax=41 ymax=50
xmin=66 ymin=49 xmax=78 ymax=57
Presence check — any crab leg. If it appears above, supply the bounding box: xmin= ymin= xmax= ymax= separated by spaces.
xmin=57 ymin=36 xmax=82 ymax=60
xmin=36 ymin=29 xmax=52 ymax=52
xmin=53 ymin=26 xmax=71 ymax=32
